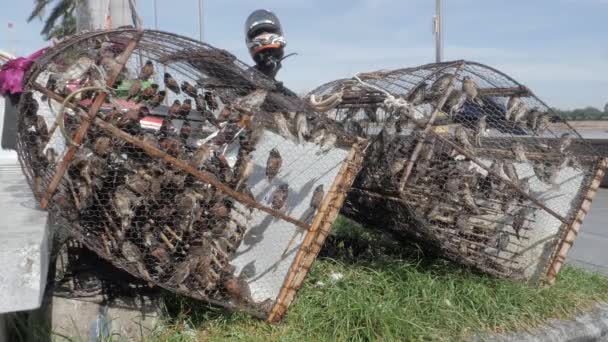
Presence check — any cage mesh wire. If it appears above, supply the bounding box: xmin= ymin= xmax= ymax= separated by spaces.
xmin=16 ymin=28 xmax=361 ymax=319
xmin=307 ymin=60 xmax=606 ymax=282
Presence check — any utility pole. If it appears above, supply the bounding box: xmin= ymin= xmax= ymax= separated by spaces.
xmin=76 ymin=0 xmax=136 ymax=32
xmin=433 ymin=0 xmax=443 ymax=63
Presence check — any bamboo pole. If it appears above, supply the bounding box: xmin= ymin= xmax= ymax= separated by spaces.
xmin=39 ymin=31 xmax=143 ymax=209
xmin=398 ymin=63 xmax=465 ymax=192
xmin=268 ymin=141 xmax=365 ymax=323
xmin=428 ymin=130 xmax=570 ymax=225
xmin=544 ymin=158 xmax=608 ymax=285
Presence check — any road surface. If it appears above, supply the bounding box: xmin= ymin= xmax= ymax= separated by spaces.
xmin=567 ymin=188 xmax=608 ymax=275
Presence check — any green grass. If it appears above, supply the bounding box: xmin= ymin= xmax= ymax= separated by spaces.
xmin=151 ymin=217 xmax=608 ymax=342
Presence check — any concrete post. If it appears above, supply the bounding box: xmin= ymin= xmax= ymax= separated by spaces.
xmin=76 ymin=0 xmax=137 ymax=32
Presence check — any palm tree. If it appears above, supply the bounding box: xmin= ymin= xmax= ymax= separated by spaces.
xmin=27 ymin=0 xmax=81 ymax=41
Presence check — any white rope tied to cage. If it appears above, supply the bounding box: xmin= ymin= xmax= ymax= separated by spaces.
xmin=308 ymin=91 xmax=343 ymax=112
xmin=353 ymin=73 xmax=424 ymax=120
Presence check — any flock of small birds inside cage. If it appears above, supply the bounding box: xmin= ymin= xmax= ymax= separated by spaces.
xmin=16 ymin=29 xmax=355 ymax=314
xmin=308 ymin=60 xmax=601 ymax=280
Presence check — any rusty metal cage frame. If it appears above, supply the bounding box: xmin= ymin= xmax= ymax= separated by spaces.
xmin=308 ymin=60 xmax=606 ymax=285
xmin=16 ymin=28 xmax=365 ymax=321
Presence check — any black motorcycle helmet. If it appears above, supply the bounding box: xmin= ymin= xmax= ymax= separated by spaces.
xmin=245 ymin=9 xmax=286 ymax=78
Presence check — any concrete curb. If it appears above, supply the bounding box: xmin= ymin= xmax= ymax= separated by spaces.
xmin=472 ymin=302 xmax=608 ymax=342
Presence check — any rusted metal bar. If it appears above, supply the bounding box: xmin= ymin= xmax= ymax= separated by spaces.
xmin=268 ymin=141 xmax=365 ymax=323
xmin=477 ymin=86 xmax=530 ymax=98
xmin=39 ymin=31 xmax=144 ymax=209
xmin=544 ymin=158 xmax=608 ymax=286
xmin=398 ymin=63 xmax=465 ymax=192
xmin=428 ymin=130 xmax=570 ymax=225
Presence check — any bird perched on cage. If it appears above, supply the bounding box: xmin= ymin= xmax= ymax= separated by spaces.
xmin=511 ymin=142 xmax=527 ymax=162
xmin=113 ymin=187 xmax=141 ymax=231
xmin=140 ymin=83 xmax=159 ymax=101
xmin=430 ymin=73 xmax=454 ymax=97
xmin=310 ymin=184 xmax=325 ymax=211
xmin=266 ymin=148 xmax=282 ymax=183
xmin=535 ymin=115 xmax=551 ymax=135
xmin=456 ymin=214 xmax=471 ymax=233
xmin=168 ymin=99 xmax=181 ymax=117
xmin=505 ymin=95 xmax=522 ymax=121
xmin=407 ymin=81 xmax=428 ymax=106
xmin=474 ymin=115 xmax=488 ymax=147
xmin=234 ymin=153 xmax=255 ymax=191
xmin=445 ymin=90 xmax=467 ymax=117
xmin=204 ymin=90 xmax=219 ymax=111
xmin=317 ymin=133 xmax=337 ymax=155
xmin=455 ymin=126 xmax=474 ymax=153
xmin=503 ymin=161 xmax=519 ymax=182
xmin=179 ymin=99 xmax=193 ymax=117
xmin=181 ymin=81 xmax=198 ymax=98
xmin=496 ymin=230 xmax=510 ymax=254
xmin=512 ymin=210 xmax=526 ymax=240
xmin=139 ymin=60 xmax=155 ymax=80
xmin=558 ymin=133 xmax=573 ymax=153
xmin=295 ymin=112 xmax=309 ymax=144
xmin=526 ymin=107 xmax=542 ymax=132
xmin=462 ymin=76 xmax=483 ymax=106
xmin=164 ymin=72 xmax=180 ymax=94
xmin=511 ymin=102 xmax=529 ymax=126
xmin=461 ymin=182 xmax=481 ymax=215
xmin=364 ymin=106 xmax=379 ymax=123
xmin=273 ymin=112 xmax=296 ymax=142
xmin=270 ymin=183 xmax=289 ymax=211
xmin=148 ymin=90 xmax=166 ymax=107
xmin=127 ymin=80 xmax=142 ymax=100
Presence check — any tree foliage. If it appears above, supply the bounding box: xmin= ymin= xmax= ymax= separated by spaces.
xmin=554 ymin=104 xmax=608 ymax=121
xmin=27 ymin=0 xmax=79 ymax=41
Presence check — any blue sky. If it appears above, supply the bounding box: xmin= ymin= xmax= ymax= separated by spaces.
xmin=0 ymin=0 xmax=607 ymax=109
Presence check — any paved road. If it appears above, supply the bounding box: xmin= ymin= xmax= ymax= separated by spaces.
xmin=567 ymin=189 xmax=608 ymax=275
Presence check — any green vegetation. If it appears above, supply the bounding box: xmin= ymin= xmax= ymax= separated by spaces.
xmin=152 ymin=218 xmax=608 ymax=342
xmin=554 ymin=104 xmax=608 ymax=121
xmin=28 ymin=0 xmax=78 ymax=41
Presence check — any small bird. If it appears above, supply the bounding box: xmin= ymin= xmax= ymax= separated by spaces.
xmin=160 ymin=137 xmax=183 ymax=157
xmin=505 ymin=95 xmax=521 ymax=121
xmin=234 ymin=153 xmax=254 ymax=190
xmin=501 ymin=196 xmax=517 ymax=213
xmin=312 ymin=129 xmax=326 ymax=144
xmin=140 ymin=83 xmax=159 ymax=100
xmin=45 ymin=148 xmax=58 ymax=164
xmin=317 ymin=133 xmax=337 ymax=155
xmin=512 ymin=210 xmax=526 ymax=240
xmin=364 ymin=106 xmax=379 ymax=123
xmin=558 ymin=133 xmax=573 ymax=153
xmin=461 ymin=183 xmax=481 ymax=215
xmin=526 ymin=107 xmax=542 ymax=132
xmin=295 ymin=112 xmax=309 ymax=144
xmin=180 ymin=121 xmax=192 ymax=141
xmin=169 ymin=259 xmax=191 ymax=285
xmin=265 ymin=148 xmax=282 ymax=183
xmin=273 ymin=112 xmax=296 ymax=142
xmin=94 ymin=137 xmax=112 ymax=157
xmin=496 ymin=231 xmax=510 ymax=253
xmin=181 ymin=81 xmax=198 ymax=98
xmin=455 ymin=126 xmax=474 ymax=152
xmin=148 ymin=90 xmax=166 ymax=107
xmin=127 ymin=80 xmax=142 ymax=100
xmin=532 ymin=161 xmax=549 ymax=184
xmin=511 ymin=142 xmax=527 ymax=162
xmin=430 ymin=73 xmax=453 ymax=96
xmin=168 ymin=99 xmax=181 ymax=117
xmin=462 ymin=76 xmax=483 ymax=106
xmin=503 ymin=161 xmax=519 ymax=182
xmin=164 ymin=72 xmax=180 ymax=94
xmin=445 ymin=90 xmax=467 ymax=116
xmin=511 ymin=102 xmax=529 ymax=124
xmin=535 ymin=115 xmax=550 ymax=135
xmin=390 ymin=157 xmax=406 ymax=176
xmin=113 ymin=188 xmax=140 ymax=230
xmin=179 ymin=99 xmax=192 ymax=117
xmin=121 ymin=241 xmax=143 ymax=263
xmin=139 ymin=60 xmax=154 ymax=80
xmin=204 ymin=90 xmax=219 ymax=111
xmin=406 ymin=81 xmax=428 ymax=106
xmin=310 ymin=184 xmax=325 ymax=210
xmin=474 ymin=115 xmax=487 ymax=147
xmin=271 ymin=183 xmax=289 ymax=211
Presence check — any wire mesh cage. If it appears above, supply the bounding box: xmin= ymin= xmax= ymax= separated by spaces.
xmin=16 ymin=28 xmax=364 ymax=321
xmin=307 ymin=60 xmax=607 ymax=284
